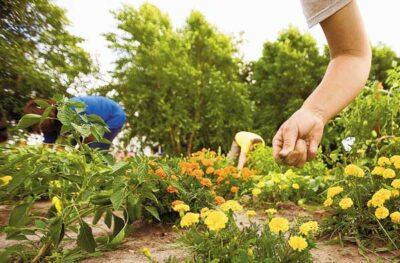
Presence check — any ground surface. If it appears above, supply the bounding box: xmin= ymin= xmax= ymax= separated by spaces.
xmin=0 ymin=201 xmax=397 ymax=262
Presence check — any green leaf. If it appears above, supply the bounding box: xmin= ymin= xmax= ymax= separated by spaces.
xmin=92 ymin=208 xmax=105 ymax=225
xmin=9 ymin=203 xmax=30 ymax=227
xmin=34 ymin=99 xmax=51 ymax=109
xmin=112 ymin=215 xmax=125 ymax=238
xmin=111 ymin=224 xmax=125 ymax=244
xmin=110 ymin=189 xmax=125 ymax=210
xmin=143 ymin=191 xmax=159 ymax=204
xmin=104 ymin=209 xmax=112 ymax=229
xmin=144 ymin=206 xmax=160 ymax=221
xmin=41 ymin=106 xmax=53 ymax=120
xmin=50 ymin=218 xmax=64 ymax=246
xmin=77 ymin=221 xmax=96 ymax=253
xmin=17 ymin=114 xmax=42 ymax=129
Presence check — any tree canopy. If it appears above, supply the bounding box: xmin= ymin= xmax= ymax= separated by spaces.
xmin=104 ymin=4 xmax=252 ymax=155
xmin=0 ymin=0 xmax=94 ymax=120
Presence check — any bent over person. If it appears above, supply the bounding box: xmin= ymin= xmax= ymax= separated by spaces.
xmin=228 ymin=131 xmax=265 ymax=169
xmin=24 ymin=96 xmax=126 ymax=150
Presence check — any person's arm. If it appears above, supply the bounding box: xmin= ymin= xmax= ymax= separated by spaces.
xmin=273 ymin=0 xmax=371 ymax=167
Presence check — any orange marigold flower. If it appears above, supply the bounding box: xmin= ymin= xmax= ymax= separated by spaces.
xmin=200 ymin=178 xmax=212 ymax=187
xmin=231 ymin=186 xmax=238 ymax=193
xmin=172 ymin=200 xmax=184 ymax=207
xmin=201 ymin=158 xmax=214 ymax=167
xmin=215 ymin=196 xmax=226 ymax=205
xmin=241 ymin=168 xmax=253 ymax=181
xmin=193 ymin=169 xmax=204 ymax=179
xmin=206 ymin=166 xmax=215 ymax=174
xmin=155 ymin=168 xmax=167 ymax=179
xmin=216 ymin=176 xmax=225 ymax=184
xmin=167 ymin=185 xmax=178 ymax=194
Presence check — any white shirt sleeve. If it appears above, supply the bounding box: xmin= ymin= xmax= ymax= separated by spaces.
xmin=300 ymin=0 xmax=352 ymax=28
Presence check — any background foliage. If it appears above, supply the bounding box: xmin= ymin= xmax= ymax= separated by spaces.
xmin=0 ymin=0 xmax=94 ymax=121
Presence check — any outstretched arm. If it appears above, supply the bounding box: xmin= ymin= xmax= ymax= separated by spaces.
xmin=273 ymin=0 xmax=371 ymax=167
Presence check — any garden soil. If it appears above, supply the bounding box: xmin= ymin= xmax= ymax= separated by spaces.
xmin=0 ymin=201 xmax=396 ymax=262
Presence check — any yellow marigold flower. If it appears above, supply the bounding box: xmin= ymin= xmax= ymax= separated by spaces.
xmin=180 ymin=212 xmax=200 ymax=227
xmin=292 ymin=183 xmax=300 ymax=190
xmin=375 ymin=206 xmax=389 ymax=219
xmin=369 ymin=197 xmax=384 ymax=207
xmin=288 ymin=235 xmax=308 ymax=251
xmin=141 ymin=247 xmax=152 ymax=259
xmin=327 ymin=186 xmax=343 ymax=199
xmin=265 ymin=208 xmax=277 ymax=215
xmin=268 ymin=217 xmax=289 ymax=234
xmin=392 ymin=189 xmax=400 ymax=197
xmin=299 ymin=221 xmax=319 ymax=235
xmin=252 ymin=188 xmax=262 ymax=197
xmin=390 ymin=155 xmax=400 ymax=164
xmin=204 ymin=210 xmax=228 ymax=231
xmin=51 ymin=197 xmax=62 ymax=216
xmin=370 ymin=188 xmax=392 ymax=207
xmin=390 ymin=211 xmax=400 ymax=224
xmin=392 ymin=179 xmax=400 ymax=189
xmin=246 ymin=210 xmax=257 ymax=219
xmin=200 ymin=207 xmax=211 ymax=219
xmin=256 ymin=181 xmax=266 ymax=188
xmin=339 ymin=197 xmax=353 ymax=210
xmin=344 ymin=164 xmax=364 ymax=177
xmin=382 ymin=168 xmax=396 ymax=179
xmin=378 ymin=157 xmax=392 ymax=167
xmin=372 ymin=166 xmax=385 ymax=176
xmin=394 ymin=161 xmax=400 ymax=169
xmin=220 ymin=200 xmax=243 ymax=212
xmin=323 ymin=198 xmax=333 ymax=207
xmin=172 ymin=203 xmax=190 ymax=213
xmin=0 ymin=176 xmax=12 ymax=186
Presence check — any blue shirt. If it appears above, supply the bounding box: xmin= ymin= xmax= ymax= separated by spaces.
xmin=72 ymin=96 xmax=126 ymax=129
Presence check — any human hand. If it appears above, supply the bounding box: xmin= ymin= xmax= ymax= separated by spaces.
xmin=272 ymin=107 xmax=325 ymax=167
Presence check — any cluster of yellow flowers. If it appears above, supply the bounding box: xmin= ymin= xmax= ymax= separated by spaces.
xmin=344 ymin=164 xmax=365 ymax=177
xmin=326 ymin=156 xmax=400 ymax=225
xmin=323 ymin=186 xmax=353 ymax=209
xmin=268 ymin=217 xmax=318 ymax=252
xmin=220 ymin=200 xmax=243 ymax=212
xmin=176 ymin=200 xmax=242 ymax=232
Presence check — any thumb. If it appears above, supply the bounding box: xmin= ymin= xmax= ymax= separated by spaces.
xmin=279 ymin=124 xmax=298 ymax=157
